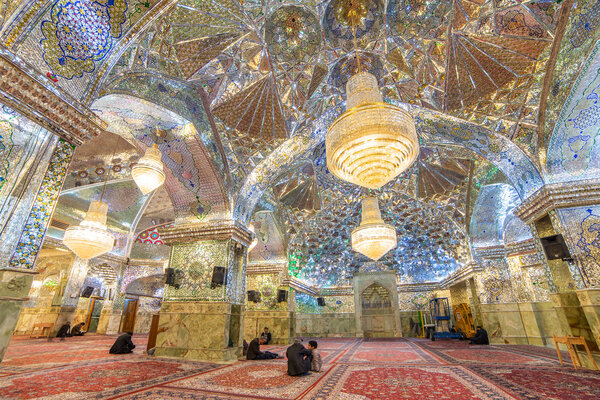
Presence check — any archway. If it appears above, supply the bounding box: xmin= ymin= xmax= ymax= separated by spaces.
xmin=361 ymin=283 xmax=395 ymax=338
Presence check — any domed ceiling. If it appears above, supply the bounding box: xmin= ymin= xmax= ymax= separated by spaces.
xmin=1 ymin=0 xmax=585 ymax=287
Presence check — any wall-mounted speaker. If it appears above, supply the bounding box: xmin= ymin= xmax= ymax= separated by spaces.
xmin=247 ymin=290 xmax=261 ymax=303
xmin=211 ymin=266 xmax=227 ymax=288
xmin=540 ymin=234 xmax=571 ymax=260
xmin=81 ymin=286 xmax=94 ymax=298
xmin=277 ymin=289 xmax=288 ymax=303
xmin=317 ymin=297 xmax=325 ymax=306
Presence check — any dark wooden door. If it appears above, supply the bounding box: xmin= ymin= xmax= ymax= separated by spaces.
xmin=121 ymin=298 xmax=138 ymax=333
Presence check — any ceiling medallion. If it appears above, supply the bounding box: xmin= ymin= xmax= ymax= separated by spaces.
xmin=351 ymin=196 xmax=396 ymax=260
xmin=132 ymin=144 xmax=165 ymax=195
xmin=326 ymin=19 xmax=419 ymax=189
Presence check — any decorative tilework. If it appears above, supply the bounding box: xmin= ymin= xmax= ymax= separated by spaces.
xmin=41 ymin=0 xmax=128 ymax=79
xmin=8 ymin=139 xmax=74 ymax=269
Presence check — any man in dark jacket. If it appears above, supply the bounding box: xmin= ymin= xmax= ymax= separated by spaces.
xmin=286 ymin=338 xmax=312 ymax=376
xmin=56 ymin=322 xmax=71 ymax=340
xmin=246 ymin=337 xmax=279 ymax=360
xmin=109 ymin=332 xmax=136 ymax=354
xmin=469 ymin=326 xmax=489 ymax=345
xmin=260 ymin=327 xmax=272 ymax=344
xmin=71 ymin=322 xmax=86 ymax=336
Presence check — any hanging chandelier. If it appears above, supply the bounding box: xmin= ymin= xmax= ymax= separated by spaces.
xmin=326 ymin=22 xmax=419 ymax=189
xmin=132 ymin=144 xmax=165 ymax=194
xmin=351 ymin=196 xmax=396 ymax=260
xmin=63 ymin=201 xmax=115 ymax=259
xmin=63 ymin=138 xmax=117 ymax=259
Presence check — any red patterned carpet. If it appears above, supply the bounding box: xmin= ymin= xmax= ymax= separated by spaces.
xmin=0 ymin=335 xmax=599 ymax=399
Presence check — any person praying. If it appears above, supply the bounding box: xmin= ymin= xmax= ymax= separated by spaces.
xmin=56 ymin=322 xmax=71 ymax=340
xmin=469 ymin=326 xmax=489 ymax=345
xmin=307 ymin=340 xmax=322 ymax=372
xmin=260 ymin=327 xmax=272 ymax=344
xmin=286 ymin=338 xmax=312 ymax=376
xmin=246 ymin=337 xmax=279 ymax=360
xmin=109 ymin=332 xmax=136 ymax=354
xmin=70 ymin=322 xmax=86 ymax=336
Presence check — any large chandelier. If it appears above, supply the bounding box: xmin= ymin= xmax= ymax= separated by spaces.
xmin=351 ymin=197 xmax=396 ymax=260
xmin=326 ymin=23 xmax=419 ymax=189
xmin=132 ymin=144 xmax=165 ymax=194
xmin=63 ymin=200 xmax=115 ymax=259
xmin=63 ymin=139 xmax=117 ymax=259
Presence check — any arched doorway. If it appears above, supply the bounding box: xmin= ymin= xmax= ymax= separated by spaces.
xmin=361 ymin=283 xmax=395 ymax=338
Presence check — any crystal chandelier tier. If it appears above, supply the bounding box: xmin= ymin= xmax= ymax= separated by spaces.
xmin=63 ymin=200 xmax=115 ymax=259
xmin=326 ymin=71 xmax=419 ymax=189
xmin=132 ymin=144 xmax=165 ymax=194
xmin=351 ymin=196 xmax=396 ymax=260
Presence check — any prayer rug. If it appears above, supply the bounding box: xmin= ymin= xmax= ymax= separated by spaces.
xmin=432 ymin=348 xmax=555 ymax=365
xmin=337 ymin=340 xmax=440 ymax=364
xmin=303 ymin=364 xmax=514 ymax=400
xmin=164 ymin=360 xmax=324 ymax=399
xmin=471 ymin=365 xmax=600 ymax=400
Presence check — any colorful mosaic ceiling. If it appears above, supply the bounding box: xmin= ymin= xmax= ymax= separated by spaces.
xmin=2 ymin=1 xmax=599 ymax=285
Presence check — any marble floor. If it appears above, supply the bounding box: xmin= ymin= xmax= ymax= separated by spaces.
xmin=0 ymin=335 xmax=599 ymax=399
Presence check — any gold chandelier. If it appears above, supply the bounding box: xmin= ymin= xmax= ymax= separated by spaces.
xmin=351 ymin=196 xmax=396 ymax=260
xmin=132 ymin=144 xmax=165 ymax=194
xmin=326 ymin=22 xmax=419 ymax=189
xmin=63 ymin=138 xmax=117 ymax=260
xmin=63 ymin=200 xmax=115 ymax=259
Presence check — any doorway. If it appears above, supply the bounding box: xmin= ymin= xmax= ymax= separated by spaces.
xmin=361 ymin=283 xmax=395 ymax=337
xmin=121 ymin=298 xmax=138 ymax=333
xmin=85 ymin=297 xmax=104 ymax=333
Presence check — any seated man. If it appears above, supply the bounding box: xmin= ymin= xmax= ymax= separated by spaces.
xmin=260 ymin=327 xmax=272 ymax=344
xmin=70 ymin=322 xmax=86 ymax=336
xmin=286 ymin=338 xmax=312 ymax=376
xmin=469 ymin=326 xmax=489 ymax=345
xmin=109 ymin=332 xmax=136 ymax=354
xmin=246 ymin=337 xmax=279 ymax=360
xmin=56 ymin=322 xmax=71 ymax=340
xmin=307 ymin=340 xmax=322 ymax=372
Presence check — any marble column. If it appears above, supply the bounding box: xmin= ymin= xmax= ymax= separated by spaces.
xmin=97 ymin=263 xmax=127 ymax=335
xmin=154 ymin=220 xmax=251 ymax=362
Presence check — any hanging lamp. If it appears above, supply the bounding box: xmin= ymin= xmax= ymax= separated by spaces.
xmin=63 ymin=141 xmax=116 ymax=260
xmin=132 ymin=143 xmax=165 ymax=194
xmin=351 ymin=196 xmax=396 ymax=260
xmin=326 ymin=18 xmax=419 ymax=189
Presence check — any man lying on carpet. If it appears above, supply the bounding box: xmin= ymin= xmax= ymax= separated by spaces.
xmin=70 ymin=322 xmax=86 ymax=336
xmin=246 ymin=337 xmax=281 ymax=360
xmin=109 ymin=332 xmax=136 ymax=354
xmin=469 ymin=326 xmax=489 ymax=345
xmin=286 ymin=338 xmax=312 ymax=376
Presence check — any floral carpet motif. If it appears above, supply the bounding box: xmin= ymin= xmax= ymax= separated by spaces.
xmin=1 ymin=336 xmax=599 ymax=399
xmin=304 ymin=365 xmax=514 ymax=400
xmin=165 ymin=361 xmax=322 ymax=399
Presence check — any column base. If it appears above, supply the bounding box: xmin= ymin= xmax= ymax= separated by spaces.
xmin=97 ymin=309 xmax=122 ymax=335
xmin=576 ymin=288 xmax=600 ymax=350
xmin=155 ymin=301 xmax=244 ymax=362
xmin=550 ymin=292 xmax=598 ymax=350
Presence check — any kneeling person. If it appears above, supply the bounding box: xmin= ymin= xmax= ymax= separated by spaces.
xmin=246 ymin=337 xmax=279 ymax=360
xmin=109 ymin=332 xmax=136 ymax=354
xmin=286 ymin=338 xmax=312 ymax=376
xmin=71 ymin=322 xmax=86 ymax=336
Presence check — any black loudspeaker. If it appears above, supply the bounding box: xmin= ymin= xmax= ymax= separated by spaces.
xmin=81 ymin=286 xmax=94 ymax=298
xmin=165 ymin=268 xmax=175 ymax=285
xmin=540 ymin=234 xmax=571 ymax=260
xmin=317 ymin=297 xmax=325 ymax=306
xmin=277 ymin=289 xmax=288 ymax=303
xmin=211 ymin=266 xmax=227 ymax=288
xmin=247 ymin=290 xmax=261 ymax=303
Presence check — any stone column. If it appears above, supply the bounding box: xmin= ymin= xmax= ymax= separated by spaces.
xmin=154 ymin=220 xmax=251 ymax=362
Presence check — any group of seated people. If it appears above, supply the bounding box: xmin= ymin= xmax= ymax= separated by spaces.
xmin=55 ymin=321 xmax=86 ymax=339
xmin=245 ymin=327 xmax=322 ymax=376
